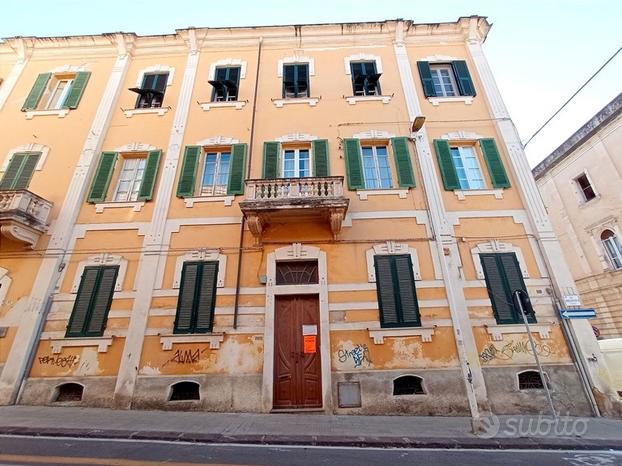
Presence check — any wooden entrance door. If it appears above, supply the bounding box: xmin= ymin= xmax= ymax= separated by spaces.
xmin=273 ymin=295 xmax=322 ymax=409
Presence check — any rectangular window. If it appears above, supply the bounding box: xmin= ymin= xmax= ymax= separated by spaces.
xmin=0 ymin=152 xmax=40 ymax=191
xmin=430 ymin=65 xmax=458 ymax=97
xmin=480 ymin=253 xmax=535 ymax=325
xmin=114 ymin=157 xmax=147 ymax=202
xmin=282 ymin=63 xmax=309 ymax=98
xmin=201 ymin=151 xmax=231 ymax=196
xmin=450 ymin=146 xmax=485 ymax=189
xmin=575 ymin=173 xmax=596 ymax=202
xmin=174 ymin=261 xmax=218 ymax=334
xmin=374 ymin=255 xmax=421 ymax=328
xmin=66 ymin=266 xmax=118 ymax=337
xmin=350 ymin=61 xmax=381 ymax=96
xmin=602 ymin=230 xmax=622 ymax=269
xmin=210 ymin=66 xmax=240 ymax=102
xmin=45 ymin=78 xmax=74 ymax=110
xmin=362 ymin=145 xmax=392 ymax=189
xmin=282 ymin=148 xmax=311 ymax=178
xmin=132 ymin=72 xmax=168 ymax=109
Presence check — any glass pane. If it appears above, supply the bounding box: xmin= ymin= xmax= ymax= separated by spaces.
xmin=47 ymin=80 xmax=70 ymax=109
xmin=203 ymin=153 xmax=217 ymax=187
xmin=362 ymin=147 xmax=378 ymax=189
xmin=298 ymin=149 xmax=310 ymax=177
xmin=283 ymin=150 xmax=295 ymax=177
xmin=218 ymin=152 xmax=231 ymax=186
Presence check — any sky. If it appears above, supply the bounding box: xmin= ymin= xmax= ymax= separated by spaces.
xmin=2 ymin=0 xmax=620 ymax=166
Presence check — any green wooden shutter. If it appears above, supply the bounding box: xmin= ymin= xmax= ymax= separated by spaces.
xmin=21 ymin=73 xmax=51 ymax=111
xmin=87 ymin=152 xmax=117 ymax=203
xmin=375 ymin=256 xmax=399 ymax=327
xmin=137 ymin=150 xmax=162 ymax=201
xmin=0 ymin=154 xmax=26 ymax=190
xmin=452 ymin=60 xmax=476 ymax=97
xmin=499 ymin=253 xmax=535 ymax=323
xmin=227 ymin=143 xmax=247 ymax=195
xmin=195 ymin=262 xmax=218 ymax=332
xmin=176 ymin=146 xmax=201 ymax=197
xmin=262 ymin=142 xmax=280 ymax=179
xmin=391 ymin=137 xmax=416 ymax=188
xmin=312 ymin=139 xmax=329 ymax=177
xmin=62 ymin=71 xmax=91 ymax=109
xmin=0 ymin=152 xmax=40 ymax=190
xmin=433 ymin=139 xmax=460 ymax=190
xmin=344 ymin=138 xmax=364 ymax=190
xmin=393 ymin=255 xmax=421 ymax=326
xmin=480 ymin=138 xmax=510 ymax=188
xmin=416 ymin=62 xmax=436 ymax=97
xmin=174 ymin=262 xmax=200 ymax=334
xmin=85 ymin=266 xmax=118 ymax=336
xmin=66 ymin=267 xmax=101 ymax=337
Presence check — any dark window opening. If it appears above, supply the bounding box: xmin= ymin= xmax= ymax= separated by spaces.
xmin=575 ymin=174 xmax=596 ymax=201
xmin=282 ymin=63 xmax=309 ymax=98
xmin=518 ymin=371 xmax=545 ymax=390
xmin=55 ymin=383 xmax=84 ymax=402
xmin=275 ymin=260 xmax=319 ymax=285
xmin=169 ymin=381 xmax=201 ymax=401
xmin=350 ymin=61 xmax=381 ymax=96
xmin=393 ymin=375 xmax=424 ymax=395
xmin=209 ymin=66 xmax=240 ymax=102
xmin=129 ymin=72 xmax=168 ymax=109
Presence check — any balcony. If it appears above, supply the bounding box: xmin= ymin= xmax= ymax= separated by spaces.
xmin=0 ymin=190 xmax=53 ymax=248
xmin=240 ymin=176 xmax=349 ymax=242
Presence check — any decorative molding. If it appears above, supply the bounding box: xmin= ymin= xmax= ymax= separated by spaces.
xmin=366 ymin=241 xmax=421 ymax=282
xmin=275 ymin=133 xmax=318 ymax=143
xmin=71 ymin=254 xmax=128 ymax=292
xmin=441 ymin=131 xmax=485 ymax=141
xmin=345 ymin=95 xmax=391 ymax=105
xmin=50 ymin=64 xmax=87 ymax=73
xmin=344 ymin=54 xmax=383 ymax=74
xmin=95 ymin=201 xmax=144 ymax=213
xmin=277 ymin=55 xmax=316 ymax=77
xmin=454 ymin=189 xmax=503 ymax=200
xmin=160 ymin=334 xmax=224 ymax=350
xmin=273 ymin=242 xmax=321 ymax=262
xmin=209 ymin=58 xmax=247 ymax=80
xmin=48 ymin=337 xmax=113 ymax=354
xmin=429 ymin=96 xmax=473 ymax=106
xmin=357 ymin=189 xmax=408 ymax=200
xmin=135 ymin=64 xmax=175 ymax=87
xmin=114 ymin=142 xmax=157 ymax=152
xmin=0 ymin=42 xmax=29 ymax=111
xmin=124 ymin=107 xmax=169 ymax=118
xmin=420 ymin=54 xmax=461 ymax=62
xmin=2 ymin=144 xmax=50 ymax=172
xmin=200 ymin=101 xmax=246 ymax=111
xmin=273 ymin=97 xmax=319 ymax=108
xmin=24 ymin=109 xmax=70 ymax=119
xmin=184 ymin=195 xmax=234 ymax=207
xmin=196 ymin=136 xmax=240 ymax=146
xmin=351 ymin=129 xmax=396 ymax=140
xmin=471 ymin=240 xmax=529 ymax=279
xmin=485 ymin=323 xmax=553 ymax=341
xmin=369 ymin=327 xmax=435 ymax=344
xmin=0 ymin=267 xmax=11 ymax=307
xmin=173 ymin=249 xmax=226 ymax=288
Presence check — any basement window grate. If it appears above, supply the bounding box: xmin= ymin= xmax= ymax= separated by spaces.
xmin=393 ymin=375 xmax=425 ymax=395
xmin=169 ymin=381 xmax=200 ymax=401
xmin=518 ymin=371 xmax=545 ymax=390
xmin=54 ymin=383 xmax=84 ymax=402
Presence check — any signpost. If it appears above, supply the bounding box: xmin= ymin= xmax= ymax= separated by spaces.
xmin=559 ymin=308 xmax=596 ymax=319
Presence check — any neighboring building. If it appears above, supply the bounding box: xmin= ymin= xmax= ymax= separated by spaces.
xmin=534 ymin=94 xmax=622 ymax=340
xmin=0 ymin=17 xmax=618 ymax=417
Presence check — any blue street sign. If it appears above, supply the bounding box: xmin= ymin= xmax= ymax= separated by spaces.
xmin=560 ymin=308 xmax=596 ymax=319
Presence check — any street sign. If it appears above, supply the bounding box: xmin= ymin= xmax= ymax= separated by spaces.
xmin=563 ymin=295 xmax=582 ymax=307
xmin=560 ymin=308 xmax=596 ymax=319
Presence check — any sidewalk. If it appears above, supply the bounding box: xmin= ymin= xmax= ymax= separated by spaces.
xmin=0 ymin=406 xmax=620 ymax=450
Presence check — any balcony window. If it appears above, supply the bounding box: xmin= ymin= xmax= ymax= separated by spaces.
xmin=361 ymin=145 xmax=392 ymax=189
xmin=283 ymin=148 xmax=311 ymax=178
xmin=201 ymin=151 xmax=231 ymax=196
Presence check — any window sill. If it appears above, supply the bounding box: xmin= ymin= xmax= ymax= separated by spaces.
xmin=369 ymin=326 xmax=435 ymax=344
xmin=48 ymin=336 xmax=113 ymax=354
xmin=428 ymin=96 xmax=473 ymax=106
xmin=160 ymin=333 xmax=224 ymax=350
xmin=485 ymin=323 xmax=553 ymax=342
xmin=200 ymin=100 xmax=247 ymax=111
xmin=578 ymin=194 xmax=601 ymax=208
xmin=124 ymin=107 xmax=169 ymax=118
xmin=454 ymin=189 xmax=503 ymax=200
xmin=345 ymin=95 xmax=392 ymax=105
xmin=272 ymin=97 xmax=320 ymax=108
xmin=357 ymin=189 xmax=408 ymax=200
xmin=24 ymin=109 xmax=70 ymax=119
xmin=183 ymin=195 xmax=234 ymax=207
xmin=94 ymin=201 xmax=145 ymax=213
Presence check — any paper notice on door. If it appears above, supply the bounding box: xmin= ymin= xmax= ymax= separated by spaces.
xmin=302 ymin=324 xmax=318 ymax=336
xmin=303 ymin=335 xmax=317 ymax=353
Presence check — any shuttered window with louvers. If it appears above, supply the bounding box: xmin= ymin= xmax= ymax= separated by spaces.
xmin=174 ymin=261 xmax=218 ymax=334
xmin=374 ymin=255 xmax=421 ymax=328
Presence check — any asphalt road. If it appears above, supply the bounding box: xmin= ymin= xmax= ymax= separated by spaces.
xmin=0 ymin=435 xmax=620 ymax=466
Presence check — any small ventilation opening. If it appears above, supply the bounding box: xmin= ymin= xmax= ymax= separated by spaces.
xmin=518 ymin=370 xmax=545 ymax=390
xmin=55 ymin=383 xmax=84 ymax=402
xmin=169 ymin=381 xmax=200 ymax=401
xmin=393 ymin=375 xmax=424 ymax=395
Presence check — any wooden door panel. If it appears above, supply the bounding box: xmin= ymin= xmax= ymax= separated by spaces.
xmin=273 ymin=296 xmax=297 ymax=408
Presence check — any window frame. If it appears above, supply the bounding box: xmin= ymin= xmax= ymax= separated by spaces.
xmin=361 ymin=144 xmax=393 ymax=189
xmin=199 ymin=149 xmax=232 ymax=196
xmin=281 ymin=146 xmax=312 ymax=178
xmin=350 ymin=61 xmax=381 ymax=96
xmin=282 ymin=63 xmax=310 ymax=99
xmin=429 ymin=64 xmax=459 ymax=97
xmin=134 ymin=72 xmax=169 ymax=109
xmin=601 ymin=230 xmax=622 ymax=270
xmin=110 ymin=154 xmax=148 ymax=202
xmin=210 ymin=66 xmax=241 ymax=102
xmin=574 ymin=172 xmax=597 ymax=203
xmin=450 ymin=145 xmax=486 ymax=190
xmin=173 ymin=261 xmax=219 ymax=334
xmin=44 ymin=76 xmax=74 ymax=110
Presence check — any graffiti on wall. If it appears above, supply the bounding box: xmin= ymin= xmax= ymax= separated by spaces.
xmin=337 ymin=344 xmax=372 ymax=368
xmin=479 ymin=339 xmax=552 ymax=363
xmin=38 ymin=355 xmax=79 ymax=368
xmin=162 ymin=347 xmax=209 ymax=368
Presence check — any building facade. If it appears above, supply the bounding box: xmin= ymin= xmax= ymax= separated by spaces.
xmin=0 ymin=17 xmax=619 ymax=417
xmin=534 ymin=94 xmax=622 ymax=340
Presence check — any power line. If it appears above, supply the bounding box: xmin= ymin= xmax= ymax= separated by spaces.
xmin=523 ymin=45 xmax=622 ymax=148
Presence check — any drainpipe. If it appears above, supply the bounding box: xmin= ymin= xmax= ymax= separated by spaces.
xmin=233 ymin=36 xmax=263 ymax=329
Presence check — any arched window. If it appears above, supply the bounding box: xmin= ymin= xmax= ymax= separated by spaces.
xmin=601 ymin=230 xmax=622 ymax=270
xmin=169 ymin=381 xmax=200 ymax=401
xmin=393 ymin=375 xmax=425 ymax=395
xmin=518 ymin=371 xmax=545 ymax=390
xmin=54 ymin=383 xmax=84 ymax=402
